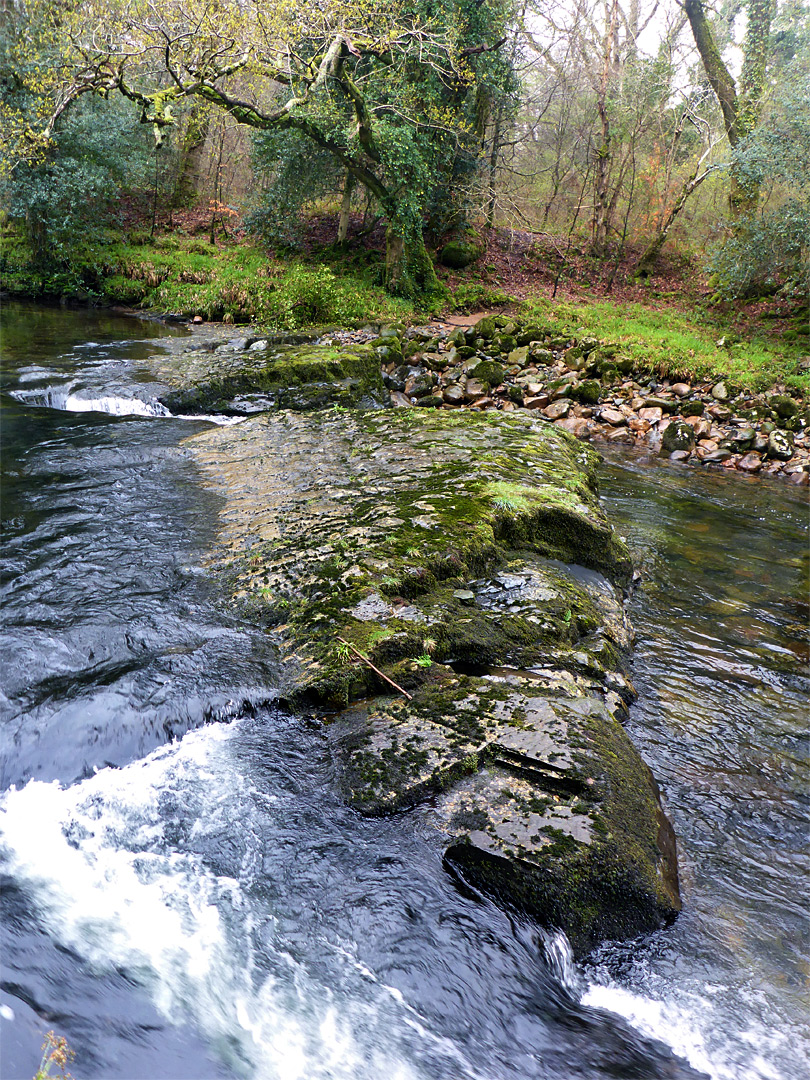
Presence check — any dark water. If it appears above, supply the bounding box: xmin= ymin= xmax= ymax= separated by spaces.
xmin=0 ymin=303 xmax=806 ymax=1080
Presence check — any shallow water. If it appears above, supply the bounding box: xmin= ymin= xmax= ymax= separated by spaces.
xmin=0 ymin=303 xmax=807 ymax=1080
xmin=584 ymin=454 xmax=809 ymax=1080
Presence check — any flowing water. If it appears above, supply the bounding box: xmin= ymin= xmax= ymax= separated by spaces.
xmin=0 ymin=302 xmax=807 ymax=1080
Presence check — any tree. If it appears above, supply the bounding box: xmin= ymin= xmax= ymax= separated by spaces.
xmin=683 ymin=0 xmax=775 ymax=217
xmin=31 ymin=0 xmax=513 ymax=296
xmin=0 ymin=2 xmax=154 ymax=269
xmin=709 ymin=44 xmax=810 ymax=296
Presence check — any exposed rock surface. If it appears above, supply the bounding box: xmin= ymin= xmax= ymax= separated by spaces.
xmin=182 ymin=406 xmax=681 ymax=954
xmin=148 ymin=332 xmax=386 ymax=413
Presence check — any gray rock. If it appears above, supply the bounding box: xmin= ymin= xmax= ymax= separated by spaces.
xmin=711 ymin=382 xmax=729 ymax=401
xmin=767 ymin=429 xmax=795 ymax=460
xmin=404 ymin=372 xmax=436 ymax=399
xmin=464 ymin=378 xmax=488 ymax=401
xmin=544 ymin=399 xmax=571 ymax=420
xmin=729 ymin=427 xmax=756 ymax=449
xmin=442 ymin=384 xmax=466 ymax=406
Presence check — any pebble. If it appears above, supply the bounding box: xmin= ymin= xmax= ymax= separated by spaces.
xmin=639 ymin=406 xmax=662 ymax=422
xmin=738 ymin=452 xmax=763 ymax=472
xmin=544 ymin=400 xmax=571 ymax=420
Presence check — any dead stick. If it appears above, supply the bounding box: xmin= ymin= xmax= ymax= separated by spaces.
xmin=336 ymin=636 xmax=413 ymax=701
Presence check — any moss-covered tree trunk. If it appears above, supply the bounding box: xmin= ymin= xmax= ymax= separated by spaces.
xmin=384 ymin=227 xmax=440 ymax=296
xmin=684 ymin=0 xmax=773 ymax=221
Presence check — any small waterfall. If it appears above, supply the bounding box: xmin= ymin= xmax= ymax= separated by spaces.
xmin=10 ymin=385 xmax=244 ymax=425
xmin=11 ymin=385 xmax=172 ymax=418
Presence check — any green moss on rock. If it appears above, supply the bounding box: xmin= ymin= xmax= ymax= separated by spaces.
xmin=151 ymin=341 xmax=387 ymax=413
xmin=184 ymin=404 xmax=678 ymax=953
xmin=439 ymin=239 xmax=484 ymax=269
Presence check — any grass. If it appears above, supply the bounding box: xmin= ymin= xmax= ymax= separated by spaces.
xmin=521 ymin=295 xmax=809 ymax=396
xmin=100 ymin=236 xmax=415 ymax=328
xmin=1 ymin=225 xmax=414 ymax=329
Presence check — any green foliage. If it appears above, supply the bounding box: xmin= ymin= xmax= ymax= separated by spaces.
xmin=0 ymin=94 xmax=153 ymax=270
xmin=710 ymin=70 xmax=810 ymax=299
xmin=448 ymin=279 xmax=515 ymax=312
xmin=247 ymin=129 xmax=341 ymax=248
xmin=72 ymin=234 xmax=412 ymax=326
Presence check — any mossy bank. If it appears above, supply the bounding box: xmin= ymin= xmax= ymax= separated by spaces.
xmin=179 ymin=392 xmax=681 ymax=955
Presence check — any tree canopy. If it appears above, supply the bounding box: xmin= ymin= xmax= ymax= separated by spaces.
xmin=21 ymin=0 xmax=513 ymax=294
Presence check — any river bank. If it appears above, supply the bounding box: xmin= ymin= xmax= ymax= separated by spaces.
xmin=132 ymin=312 xmax=810 ymax=484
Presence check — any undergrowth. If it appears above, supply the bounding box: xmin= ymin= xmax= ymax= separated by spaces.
xmin=0 ymin=226 xmax=414 ymax=329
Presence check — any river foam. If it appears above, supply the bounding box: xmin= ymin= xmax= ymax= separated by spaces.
xmin=0 ymin=721 xmax=453 ymax=1080
xmin=9 ymin=384 xmax=244 ymax=425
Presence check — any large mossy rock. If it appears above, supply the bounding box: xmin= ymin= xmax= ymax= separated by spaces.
xmin=439 ymin=239 xmax=484 ymax=269
xmin=184 ymin=407 xmax=680 ymax=953
xmin=150 ymin=340 xmax=386 ymax=413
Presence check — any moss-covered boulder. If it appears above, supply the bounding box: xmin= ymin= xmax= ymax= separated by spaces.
xmin=467 ymin=358 xmax=505 ymax=388
xmin=335 ymin=673 xmax=679 ymax=956
xmin=439 ymin=239 xmax=484 ymax=269
xmin=150 ymin=340 xmax=386 ymax=414
xmin=184 ymin=407 xmax=679 ymax=953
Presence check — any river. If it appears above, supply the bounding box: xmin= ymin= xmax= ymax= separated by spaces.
xmin=0 ymin=302 xmax=807 ymax=1080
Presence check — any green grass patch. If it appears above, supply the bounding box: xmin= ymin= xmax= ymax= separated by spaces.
xmin=522 ymin=296 xmax=808 ymax=396
xmin=1 ymin=225 xmax=414 ymax=329
xmin=98 ymin=237 xmax=415 ymax=328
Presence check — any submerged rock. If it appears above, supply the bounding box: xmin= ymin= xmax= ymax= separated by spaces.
xmin=184 ymin=406 xmax=680 ymax=954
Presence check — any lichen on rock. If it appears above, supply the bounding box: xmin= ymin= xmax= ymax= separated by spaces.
xmin=182 ymin=403 xmax=680 ymax=953
xmin=150 ymin=338 xmax=387 ymax=413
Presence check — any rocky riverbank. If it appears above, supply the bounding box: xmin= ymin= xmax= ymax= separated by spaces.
xmin=150 ymin=313 xmax=809 ymax=485
xmin=368 ymin=315 xmax=809 ymax=486
xmin=174 ymin=377 xmax=681 ymax=954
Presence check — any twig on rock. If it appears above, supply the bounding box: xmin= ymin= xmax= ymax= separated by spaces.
xmin=336 ymin=636 xmax=413 ymax=700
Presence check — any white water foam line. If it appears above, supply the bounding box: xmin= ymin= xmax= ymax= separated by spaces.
xmin=10 ymin=386 xmax=244 ymax=426
xmin=581 ymin=980 xmax=794 ymax=1080
xmin=0 ymin=724 xmax=421 ymax=1080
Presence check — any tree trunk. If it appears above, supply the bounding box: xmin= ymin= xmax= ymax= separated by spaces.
xmin=337 ymin=169 xmax=355 ymax=244
xmin=591 ymin=0 xmax=619 ymax=257
xmin=684 ymin=0 xmax=773 ymax=221
xmin=486 ymin=105 xmax=503 ymax=231
xmin=384 ymin=228 xmax=439 ymax=296
xmin=171 ymin=106 xmax=210 ymax=208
